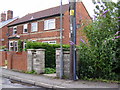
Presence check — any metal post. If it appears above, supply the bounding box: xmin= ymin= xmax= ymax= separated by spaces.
xmin=69 ymin=0 xmax=77 ymax=80
xmin=60 ymin=0 xmax=64 ymax=79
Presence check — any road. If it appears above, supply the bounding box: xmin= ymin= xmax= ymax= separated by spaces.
xmin=0 ymin=77 xmax=43 ymax=89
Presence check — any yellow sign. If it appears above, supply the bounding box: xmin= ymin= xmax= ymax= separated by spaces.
xmin=70 ymin=10 xmax=74 ymax=16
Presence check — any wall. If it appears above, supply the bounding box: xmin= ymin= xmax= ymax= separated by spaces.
xmin=0 ymin=51 xmax=7 ymax=66
xmin=8 ymin=2 xmax=91 ymax=45
xmin=7 ymin=51 xmax=27 ymax=71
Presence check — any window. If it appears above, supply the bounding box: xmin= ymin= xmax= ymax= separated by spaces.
xmin=31 ymin=22 xmax=38 ymax=32
xmin=44 ymin=19 xmax=55 ymax=30
xmin=42 ymin=41 xmax=56 ymax=44
xmin=23 ymin=24 xmax=28 ymax=33
xmin=23 ymin=41 xmax=27 ymax=49
xmin=9 ymin=41 xmax=18 ymax=51
xmin=14 ymin=41 xmax=18 ymax=52
xmin=13 ymin=26 xmax=17 ymax=35
xmin=9 ymin=41 xmax=14 ymax=51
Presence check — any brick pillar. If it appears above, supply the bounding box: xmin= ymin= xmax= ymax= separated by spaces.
xmin=56 ymin=48 xmax=71 ymax=79
xmin=7 ymin=52 xmax=12 ymax=69
xmin=27 ymin=49 xmax=45 ymax=74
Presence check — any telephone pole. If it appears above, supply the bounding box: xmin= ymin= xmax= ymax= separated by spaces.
xmin=69 ymin=0 xmax=77 ymax=80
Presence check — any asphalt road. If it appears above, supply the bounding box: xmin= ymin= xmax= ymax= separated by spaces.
xmin=1 ymin=77 xmax=42 ymax=89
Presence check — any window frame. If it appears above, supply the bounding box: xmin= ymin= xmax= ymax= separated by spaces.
xmin=42 ymin=41 xmax=56 ymax=44
xmin=13 ymin=26 xmax=17 ymax=35
xmin=23 ymin=24 xmax=28 ymax=33
xmin=31 ymin=22 xmax=38 ymax=32
xmin=9 ymin=41 xmax=18 ymax=51
xmin=44 ymin=19 xmax=55 ymax=30
xmin=14 ymin=41 xmax=18 ymax=52
xmin=9 ymin=41 xmax=14 ymax=51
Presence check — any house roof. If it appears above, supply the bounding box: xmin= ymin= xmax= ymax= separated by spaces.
xmin=0 ymin=17 xmax=18 ymax=28
xmin=9 ymin=4 xmax=69 ymax=27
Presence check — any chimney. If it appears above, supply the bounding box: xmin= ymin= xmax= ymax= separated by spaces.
xmin=7 ymin=10 xmax=13 ymax=20
xmin=0 ymin=12 xmax=6 ymax=22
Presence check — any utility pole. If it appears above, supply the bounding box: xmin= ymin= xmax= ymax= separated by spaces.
xmin=60 ymin=0 xmax=64 ymax=79
xmin=69 ymin=0 xmax=77 ymax=80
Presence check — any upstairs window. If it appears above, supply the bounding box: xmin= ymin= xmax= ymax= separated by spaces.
xmin=13 ymin=26 xmax=17 ymax=35
xmin=44 ymin=19 xmax=55 ymax=30
xmin=23 ymin=24 xmax=28 ymax=33
xmin=31 ymin=22 xmax=38 ymax=32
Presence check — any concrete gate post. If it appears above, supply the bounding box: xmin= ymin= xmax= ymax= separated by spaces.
xmin=56 ymin=48 xmax=70 ymax=78
xmin=27 ymin=49 xmax=45 ymax=74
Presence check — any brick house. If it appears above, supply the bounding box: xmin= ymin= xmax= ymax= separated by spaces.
xmin=0 ymin=10 xmax=18 ymax=49
xmin=8 ymin=2 xmax=91 ymax=51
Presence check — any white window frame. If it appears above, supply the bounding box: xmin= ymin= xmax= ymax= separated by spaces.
xmin=9 ymin=41 xmax=14 ymax=51
xmin=44 ymin=19 xmax=55 ymax=30
xmin=13 ymin=26 xmax=17 ymax=35
xmin=31 ymin=22 xmax=38 ymax=32
xmin=9 ymin=41 xmax=18 ymax=51
xmin=42 ymin=41 xmax=56 ymax=44
xmin=14 ymin=41 xmax=18 ymax=52
xmin=23 ymin=24 xmax=28 ymax=33
xmin=23 ymin=41 xmax=27 ymax=49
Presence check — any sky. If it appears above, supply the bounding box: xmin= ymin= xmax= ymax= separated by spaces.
xmin=0 ymin=0 xmax=118 ymax=18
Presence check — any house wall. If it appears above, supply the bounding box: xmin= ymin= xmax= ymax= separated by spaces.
xmin=1 ymin=26 xmax=9 ymax=48
xmin=8 ymin=2 xmax=91 ymax=45
xmin=9 ymin=16 xmax=61 ymax=44
xmin=0 ymin=51 xmax=7 ymax=66
xmin=7 ymin=51 xmax=27 ymax=71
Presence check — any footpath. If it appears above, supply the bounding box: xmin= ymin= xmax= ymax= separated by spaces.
xmin=1 ymin=68 xmax=119 ymax=89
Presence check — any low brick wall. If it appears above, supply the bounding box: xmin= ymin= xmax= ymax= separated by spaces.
xmin=7 ymin=51 xmax=27 ymax=71
xmin=0 ymin=51 xmax=7 ymax=66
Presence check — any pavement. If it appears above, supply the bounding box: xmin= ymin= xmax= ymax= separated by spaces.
xmin=1 ymin=68 xmax=119 ymax=89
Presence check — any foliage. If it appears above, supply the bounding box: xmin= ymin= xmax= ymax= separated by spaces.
xmin=45 ymin=68 xmax=56 ymax=74
xmin=0 ymin=46 xmax=6 ymax=49
xmin=26 ymin=41 xmax=70 ymax=68
xmin=25 ymin=70 xmax=37 ymax=74
xmin=78 ymin=1 xmax=120 ymax=81
xmin=18 ymin=40 xmax=23 ymax=52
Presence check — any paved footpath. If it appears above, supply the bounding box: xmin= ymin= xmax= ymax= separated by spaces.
xmin=1 ymin=68 xmax=119 ymax=89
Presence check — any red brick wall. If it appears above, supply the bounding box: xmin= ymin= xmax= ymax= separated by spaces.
xmin=7 ymin=51 xmax=27 ymax=71
xmin=0 ymin=51 xmax=7 ymax=66
xmin=8 ymin=2 xmax=91 ymax=45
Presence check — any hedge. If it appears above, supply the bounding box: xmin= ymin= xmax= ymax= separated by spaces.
xmin=26 ymin=41 xmax=70 ymax=68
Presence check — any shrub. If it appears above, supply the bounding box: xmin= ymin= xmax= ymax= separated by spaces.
xmin=45 ymin=68 xmax=56 ymax=74
xmin=78 ymin=1 xmax=120 ymax=81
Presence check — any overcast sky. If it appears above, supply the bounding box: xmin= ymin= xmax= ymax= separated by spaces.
xmin=0 ymin=0 xmax=116 ymax=18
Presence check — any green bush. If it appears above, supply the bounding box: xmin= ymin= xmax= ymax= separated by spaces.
xmin=18 ymin=40 xmax=23 ymax=52
xmin=78 ymin=2 xmax=120 ymax=81
xmin=26 ymin=41 xmax=70 ymax=68
xmin=45 ymin=68 xmax=56 ymax=74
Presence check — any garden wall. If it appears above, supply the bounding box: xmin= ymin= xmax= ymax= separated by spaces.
xmin=7 ymin=51 xmax=27 ymax=71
